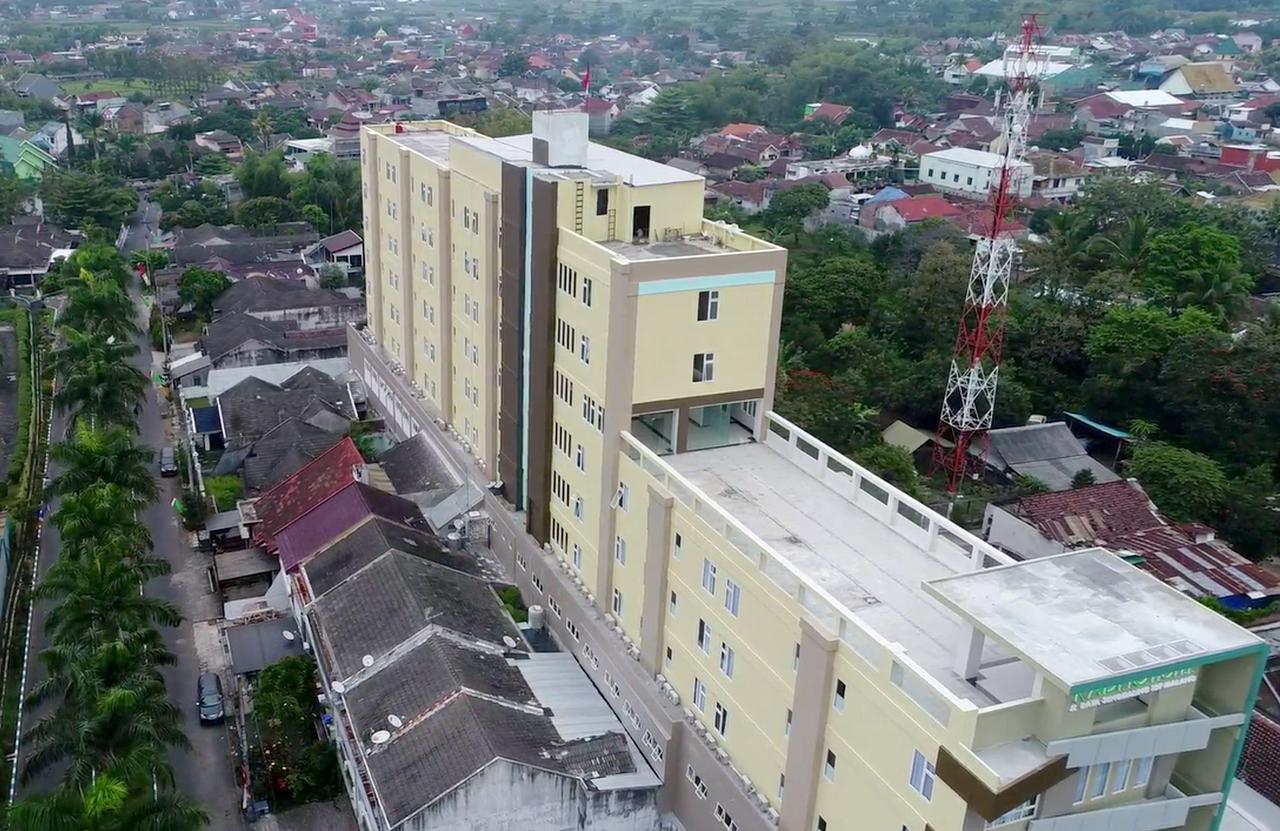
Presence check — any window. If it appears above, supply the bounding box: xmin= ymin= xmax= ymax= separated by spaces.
xmin=926 ymin=168 xmax=934 ymax=178
xmin=1112 ymin=759 xmax=1130 ymax=794
xmin=692 ymin=678 xmax=707 ymax=711
xmin=596 ymin=188 xmax=609 ymax=215
xmin=531 ymin=573 xmax=543 ymax=593
xmin=697 ymin=289 xmax=720 ymax=321
xmin=834 ymin=680 xmax=846 ymax=711
xmin=784 ymin=709 xmax=792 ymax=737
xmin=547 ymin=596 xmax=561 ymax=617
xmin=612 ymin=588 xmax=623 ymax=616
xmin=572 ymin=495 xmax=584 ymax=521
xmin=714 ymin=804 xmax=737 ymax=831
xmin=616 ymin=482 xmax=629 ymax=510
xmin=426 ymin=185 xmax=433 ymax=205
xmin=986 ymin=798 xmax=1038 ymax=828
xmin=953 ymin=172 xmax=960 ymax=182
xmin=686 ymin=764 xmax=697 ymax=783
xmin=555 ymin=371 xmax=574 ymax=406
xmin=1132 ymin=756 xmax=1153 ymax=788
xmin=581 ymin=643 xmax=596 ymax=668
xmin=515 ymin=551 xmax=527 ymax=571
xmin=719 ymin=642 xmax=735 ymax=678
xmin=1073 ymin=765 xmax=1090 ymax=804
xmin=572 ymin=544 xmax=582 ymax=569
xmin=697 ymin=619 xmax=712 ymax=653
xmin=693 ymin=352 xmax=715 ymax=382
xmin=673 ymin=533 xmax=683 ymax=558
xmin=669 ymin=590 xmax=678 ymax=615
xmin=565 ymin=619 xmax=580 ymax=640
xmin=582 ymin=277 xmax=593 ymax=307
xmin=966 ymin=176 xmax=973 ymax=186
xmin=713 ymin=702 xmax=729 ymax=736
xmin=724 ymin=580 xmax=740 ymax=616
xmin=614 ymin=535 xmax=627 ymax=565
xmin=579 ymin=334 xmax=591 ymax=364
xmin=1089 ymin=762 xmax=1110 ymax=799
xmin=824 ymin=750 xmax=836 ymax=781
xmin=817 ymin=820 xmax=827 ymax=831
xmin=581 ymin=395 xmax=603 ymax=430
xmin=793 ymin=642 xmax=801 ymax=672
xmin=665 ymin=646 xmax=673 ymax=667
xmin=557 ymin=264 xmax=578 ymax=295
xmin=909 ymin=750 xmax=936 ymax=801
xmin=556 ymin=318 xmax=575 ymax=351
xmin=701 ymin=559 xmax=717 ymax=595
xmin=575 ymin=443 xmax=586 ymax=471
xmin=463 ymin=206 xmax=470 ymax=227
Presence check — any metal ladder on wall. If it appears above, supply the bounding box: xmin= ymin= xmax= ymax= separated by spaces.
xmin=573 ymin=181 xmax=585 ymax=234
xmin=607 ymin=208 xmax=616 ymax=240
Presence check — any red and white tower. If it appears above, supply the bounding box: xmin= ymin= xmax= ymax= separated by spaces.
xmin=933 ymin=15 xmax=1043 ymax=500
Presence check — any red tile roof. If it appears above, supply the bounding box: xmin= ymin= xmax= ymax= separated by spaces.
xmin=805 ymin=102 xmax=853 ymax=125
xmin=275 ymin=481 xmax=423 ymax=571
xmin=251 ymin=437 xmax=364 ymax=550
xmin=887 ymin=195 xmax=963 ymax=222
xmin=720 ymin=122 xmax=766 ymax=139
xmin=1013 ymin=480 xmax=1280 ymax=600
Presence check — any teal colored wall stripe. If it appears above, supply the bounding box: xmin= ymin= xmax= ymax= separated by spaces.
xmin=636 ymin=271 xmax=775 ymax=296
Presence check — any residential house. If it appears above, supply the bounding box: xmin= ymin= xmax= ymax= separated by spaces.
xmin=29 ymin=121 xmax=80 ymax=159
xmin=101 ymin=102 xmax=144 ymax=135
xmin=919 ymin=147 xmax=1033 ymax=200
xmin=201 ymin=312 xmax=350 ymax=369
xmin=803 ymin=101 xmax=854 ymax=125
xmin=861 ymin=194 xmax=963 ymax=233
xmin=582 ymin=97 xmax=620 ymax=136
xmin=1234 ymin=32 xmax=1264 ymax=54
xmin=973 ymin=420 xmax=1118 ymax=491
xmin=708 ymin=179 xmax=771 ymax=213
xmin=1026 ymin=150 xmax=1089 ymax=203
xmin=195 ymin=130 xmax=244 ymax=157
xmin=214 ymin=368 xmax=357 ymax=448
xmin=211 ymin=275 xmax=365 ymax=330
xmin=0 ymin=137 xmax=56 ymax=182
xmin=67 ymin=90 xmax=125 ymax=114
xmin=11 ymin=73 xmax=62 ymax=103
xmin=171 ymin=224 xmax=320 ymax=267
xmin=983 ymin=480 xmax=1280 ymax=608
xmin=1158 ymin=62 xmax=1239 ymax=103
xmin=306 ymin=230 xmax=364 ymax=277
xmin=143 ymin=101 xmax=192 ymax=135
xmin=0 ymin=216 xmax=78 ymax=288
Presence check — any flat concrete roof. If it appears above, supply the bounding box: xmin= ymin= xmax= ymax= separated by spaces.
xmin=924 ymin=548 xmax=1262 ymax=691
xmin=602 ymin=236 xmax=725 ymax=260
xmin=668 ymin=441 xmax=999 ymax=706
xmin=388 ymin=130 xmax=454 ymax=163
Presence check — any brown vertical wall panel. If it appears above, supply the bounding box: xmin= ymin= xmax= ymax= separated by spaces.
xmin=498 ymin=162 xmax=527 ymax=505
xmin=525 ymin=176 xmax=558 ymax=545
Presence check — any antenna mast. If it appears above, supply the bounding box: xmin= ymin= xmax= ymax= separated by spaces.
xmin=933 ymin=15 xmax=1043 ymax=506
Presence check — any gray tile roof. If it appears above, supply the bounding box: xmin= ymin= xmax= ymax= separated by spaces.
xmin=377 ymin=434 xmax=461 ymax=495
xmin=308 ymin=550 xmax=521 ymax=680
xmin=216 ymin=372 xmax=354 ymax=445
xmin=212 ymin=274 xmax=354 ymax=317
xmin=363 ymin=694 xmax=634 ymax=826
xmin=303 ymin=516 xmax=483 ymax=599
xmin=240 ymin=417 xmax=344 ymax=492
xmin=201 ymin=312 xmax=347 ymax=364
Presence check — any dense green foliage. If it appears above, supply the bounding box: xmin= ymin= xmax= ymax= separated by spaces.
xmin=177 ymin=267 xmax=231 ymax=319
xmin=756 ymin=178 xmax=1280 ymax=558
xmin=39 ymin=171 xmax=138 ymax=235
xmin=13 ymin=247 xmax=206 ymax=829
xmin=252 ymin=657 xmax=342 ymax=807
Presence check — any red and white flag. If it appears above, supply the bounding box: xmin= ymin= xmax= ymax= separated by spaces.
xmin=582 ymin=65 xmax=590 ymax=92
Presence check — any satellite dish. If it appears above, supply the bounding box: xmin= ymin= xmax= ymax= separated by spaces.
xmin=370 ymin=730 xmax=391 ymax=745
xmin=362 ymin=654 xmax=375 ymax=668
xmin=388 ymin=714 xmax=403 ymax=728
xmin=332 ymin=680 xmax=346 ymax=694
xmin=502 ymin=636 xmax=517 ymax=649
xmin=282 ymin=630 xmax=296 ymax=642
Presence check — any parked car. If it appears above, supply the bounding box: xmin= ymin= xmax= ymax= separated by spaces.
xmin=197 ymin=672 xmax=224 ymax=724
xmin=160 ymin=446 xmax=178 ymax=477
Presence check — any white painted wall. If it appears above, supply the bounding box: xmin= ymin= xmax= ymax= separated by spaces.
xmin=400 ymin=759 xmax=659 ymax=831
xmin=919 ymin=152 xmax=1033 ymax=199
xmin=982 ymin=504 xmax=1066 ymax=561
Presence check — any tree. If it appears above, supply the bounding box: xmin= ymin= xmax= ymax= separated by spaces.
xmin=59 ymin=273 xmax=141 ymax=340
xmin=499 ymin=52 xmax=529 ymax=76
xmin=1128 ymin=442 xmax=1228 ymax=523
xmin=775 ymin=370 xmax=878 ymax=451
xmin=193 ymin=152 xmax=232 ymax=175
xmin=0 ymin=171 xmax=27 ymax=223
xmin=782 ymin=256 xmax=884 ymax=340
xmin=1070 ymin=468 xmax=1096 ymax=488
xmin=461 ymin=107 xmax=533 ymax=138
xmin=77 ymin=109 xmax=104 ymax=162
xmin=252 ymin=109 xmax=274 ymax=149
xmin=235 ymin=150 xmax=292 ymax=200
xmin=761 ymin=183 xmax=829 ymax=242
xmin=53 ymin=350 xmax=148 ymax=429
xmin=1142 ymin=224 xmax=1243 ymax=309
xmin=317 ymin=263 xmax=347 ymax=289
xmin=9 ymin=772 xmax=206 ymax=831
xmin=235 ymin=195 xmax=299 ymax=230
xmin=855 ymin=441 xmax=922 ymax=498
xmin=50 ymin=425 xmax=157 ymax=505
xmin=177 ymin=266 xmax=230 ymax=318
xmin=301 ymin=202 xmax=329 ymax=234
xmin=40 ymin=170 xmax=138 ymax=234
xmin=205 ymin=474 xmax=243 ymax=511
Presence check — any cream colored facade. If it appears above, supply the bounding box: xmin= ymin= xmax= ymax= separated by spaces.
xmin=357 ymin=113 xmax=1264 ymax=831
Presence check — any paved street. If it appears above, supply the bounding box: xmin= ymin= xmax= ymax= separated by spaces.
xmin=15 ymin=201 xmax=244 ymax=829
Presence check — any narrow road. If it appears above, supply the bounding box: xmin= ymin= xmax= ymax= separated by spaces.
xmin=15 ymin=201 xmax=243 ymax=829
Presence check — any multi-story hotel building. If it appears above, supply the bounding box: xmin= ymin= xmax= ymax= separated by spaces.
xmin=353 ymin=111 xmax=1265 ymax=831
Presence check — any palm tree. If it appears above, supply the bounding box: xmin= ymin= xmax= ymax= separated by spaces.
xmin=1174 ymin=259 xmax=1254 ymax=319
xmin=50 ymin=484 xmax=154 ymax=559
xmin=58 ymin=275 xmax=140 ymax=339
xmin=9 ymin=772 xmax=207 ymax=831
xmin=54 ymin=356 xmax=148 ymax=430
xmin=1089 ymin=214 xmax=1149 ymax=281
xmin=252 ymin=110 xmax=274 ymax=151
xmin=50 ymin=327 xmax=140 ymax=381
xmin=78 ymin=110 xmax=104 ymax=163
xmin=51 ymin=425 xmax=158 ymax=503
xmin=38 ymin=551 xmax=177 ymax=643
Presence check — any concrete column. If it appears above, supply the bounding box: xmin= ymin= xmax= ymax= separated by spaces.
xmin=363 ymin=132 xmax=384 ymax=341
xmin=675 ymin=405 xmax=690 ymax=453
xmin=779 ymin=616 xmax=838 ymax=831
xmin=483 ymin=189 xmax=500 ymax=474
xmin=955 ymin=623 xmax=984 ymax=681
xmin=436 ymin=169 xmax=454 ymax=423
xmin=397 ymin=147 xmax=415 ymax=382
xmin=638 ymin=484 xmax=674 ymax=674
